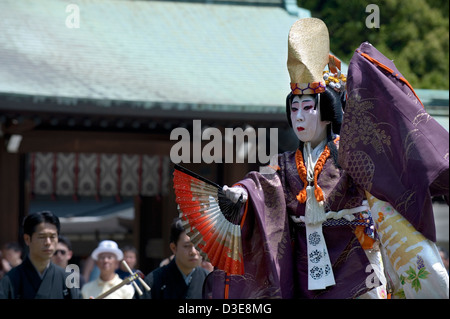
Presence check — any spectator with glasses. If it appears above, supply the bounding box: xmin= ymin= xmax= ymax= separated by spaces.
xmin=52 ymin=235 xmax=85 ymax=288
xmin=52 ymin=235 xmax=73 ymax=269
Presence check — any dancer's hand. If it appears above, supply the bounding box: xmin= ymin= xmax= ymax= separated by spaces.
xmin=222 ymin=185 xmax=248 ymax=204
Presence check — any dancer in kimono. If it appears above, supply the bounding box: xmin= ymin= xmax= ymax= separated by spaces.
xmin=0 ymin=211 xmax=81 ymax=299
xmin=176 ymin=18 xmax=449 ymax=299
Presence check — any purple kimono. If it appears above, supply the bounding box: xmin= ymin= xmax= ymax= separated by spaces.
xmin=340 ymin=42 xmax=449 ymax=242
xmin=203 ymin=148 xmax=374 ymax=299
xmin=202 ymin=42 xmax=448 ymax=299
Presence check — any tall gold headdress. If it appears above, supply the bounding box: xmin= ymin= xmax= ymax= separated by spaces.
xmin=287 ymin=18 xmax=346 ymax=95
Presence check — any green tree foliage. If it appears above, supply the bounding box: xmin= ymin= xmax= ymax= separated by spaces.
xmin=299 ymin=0 xmax=449 ymax=89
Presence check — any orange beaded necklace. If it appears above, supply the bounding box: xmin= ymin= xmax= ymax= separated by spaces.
xmin=295 ymin=137 xmax=339 ymax=204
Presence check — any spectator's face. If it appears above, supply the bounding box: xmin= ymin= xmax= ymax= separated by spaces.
xmin=440 ymin=251 xmax=449 ymax=270
xmin=171 ymin=232 xmax=200 ymax=274
xmin=97 ymin=252 xmax=119 ymax=274
xmin=52 ymin=242 xmax=73 ymax=268
xmin=123 ymin=251 xmax=137 ymax=269
xmin=3 ymin=248 xmax=21 ymax=264
xmin=24 ymin=222 xmax=58 ymax=262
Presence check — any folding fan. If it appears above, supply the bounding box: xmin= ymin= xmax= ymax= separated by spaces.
xmin=173 ymin=164 xmax=245 ymax=275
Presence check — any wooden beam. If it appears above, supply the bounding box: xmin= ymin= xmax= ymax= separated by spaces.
xmin=17 ymin=130 xmax=173 ymax=155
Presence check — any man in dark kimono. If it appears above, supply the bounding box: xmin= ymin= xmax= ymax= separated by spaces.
xmin=0 ymin=211 xmax=81 ymax=299
xmin=143 ymin=218 xmax=209 ymax=299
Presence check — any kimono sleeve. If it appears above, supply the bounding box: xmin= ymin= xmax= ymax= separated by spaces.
xmin=339 ymin=42 xmax=449 ymax=242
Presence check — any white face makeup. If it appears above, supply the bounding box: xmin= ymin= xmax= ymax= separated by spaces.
xmin=290 ymin=95 xmax=330 ymax=148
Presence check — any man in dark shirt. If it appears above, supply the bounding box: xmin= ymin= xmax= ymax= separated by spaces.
xmin=0 ymin=211 xmax=81 ymax=299
xmin=143 ymin=218 xmax=209 ymax=299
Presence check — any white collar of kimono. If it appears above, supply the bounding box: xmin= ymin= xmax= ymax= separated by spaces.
xmin=298 ymin=139 xmax=368 ymax=290
xmin=302 ymin=140 xmax=336 ymax=289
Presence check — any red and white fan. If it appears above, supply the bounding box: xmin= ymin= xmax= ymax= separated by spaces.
xmin=173 ymin=164 xmax=245 ymax=275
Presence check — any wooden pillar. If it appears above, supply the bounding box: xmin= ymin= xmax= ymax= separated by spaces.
xmin=0 ymin=138 xmax=21 ymax=245
xmin=136 ymin=196 xmax=164 ymax=274
xmin=161 ymin=184 xmax=178 ymax=259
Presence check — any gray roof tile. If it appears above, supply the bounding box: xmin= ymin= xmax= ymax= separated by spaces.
xmin=0 ymin=0 xmax=303 ymax=111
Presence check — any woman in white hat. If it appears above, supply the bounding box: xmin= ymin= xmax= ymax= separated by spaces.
xmin=81 ymin=240 xmax=134 ymax=299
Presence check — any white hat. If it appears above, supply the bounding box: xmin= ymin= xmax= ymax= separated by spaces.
xmin=91 ymin=240 xmax=123 ymax=261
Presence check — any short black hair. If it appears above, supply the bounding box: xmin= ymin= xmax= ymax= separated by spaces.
xmin=3 ymin=242 xmax=23 ymax=254
xmin=169 ymin=217 xmax=185 ymax=245
xmin=58 ymin=235 xmax=72 ymax=251
xmin=23 ymin=211 xmax=60 ymax=237
xmin=121 ymin=245 xmax=137 ymax=255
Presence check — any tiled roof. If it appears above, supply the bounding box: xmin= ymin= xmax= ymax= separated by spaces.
xmin=1 ymin=0 xmax=445 ymax=122
xmin=0 ymin=0 xmax=307 ymax=113
xmin=162 ymin=0 xmax=284 ymax=5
